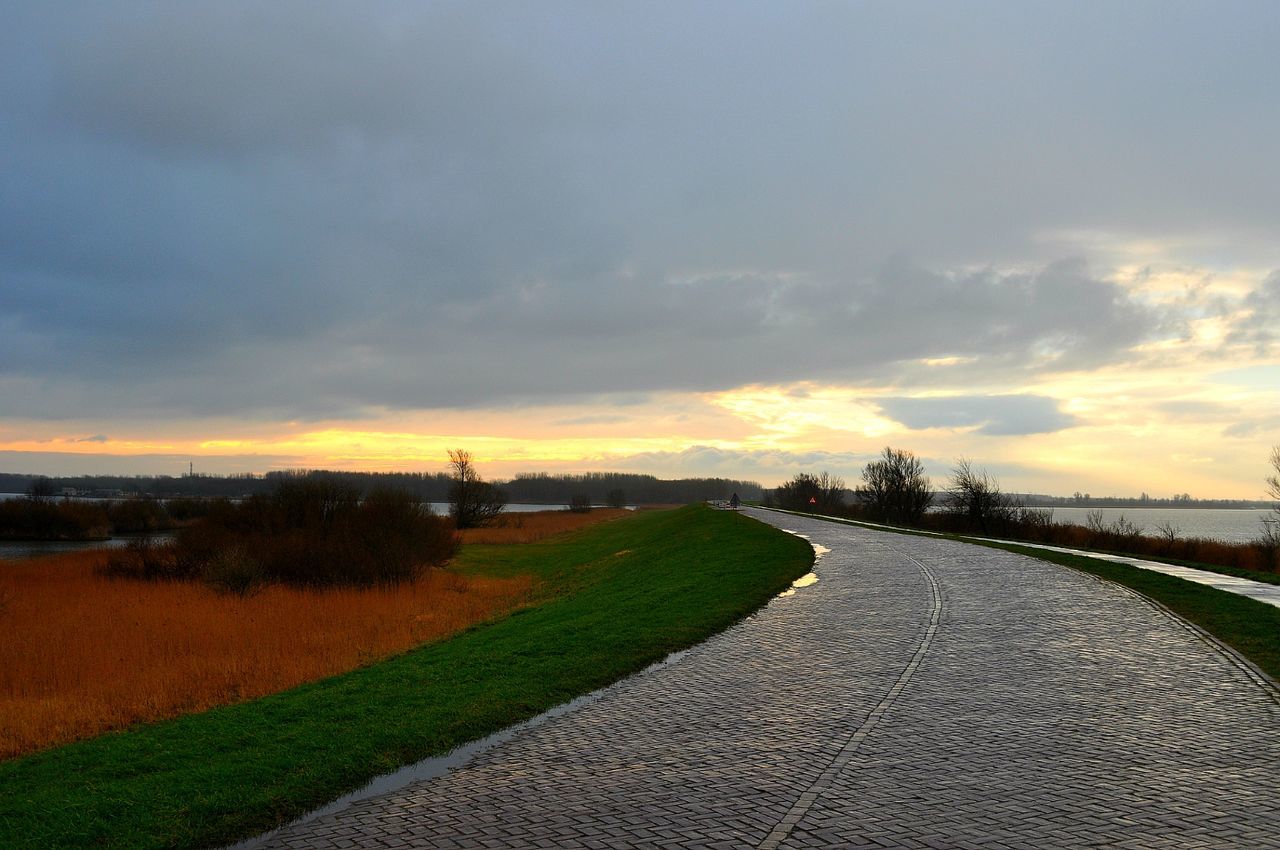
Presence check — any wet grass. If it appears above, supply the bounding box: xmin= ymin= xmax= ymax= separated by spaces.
xmin=0 ymin=505 xmax=812 ymax=850
xmin=456 ymin=507 xmax=632 ymax=544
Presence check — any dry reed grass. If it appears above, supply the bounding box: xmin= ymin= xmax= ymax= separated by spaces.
xmin=0 ymin=550 xmax=532 ymax=760
xmin=459 ymin=508 xmax=631 ymax=544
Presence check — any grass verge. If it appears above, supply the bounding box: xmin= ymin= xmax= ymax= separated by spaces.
xmin=0 ymin=505 xmax=811 ymax=850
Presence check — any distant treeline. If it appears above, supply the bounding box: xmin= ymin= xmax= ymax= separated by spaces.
xmin=0 ymin=470 xmax=763 ymax=505
xmin=501 ymin=472 xmax=761 ymax=504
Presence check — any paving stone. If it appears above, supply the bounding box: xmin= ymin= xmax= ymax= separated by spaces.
xmin=254 ymin=509 xmax=1280 ymax=849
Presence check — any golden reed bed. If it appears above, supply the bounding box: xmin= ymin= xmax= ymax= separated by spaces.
xmin=0 ymin=550 xmax=532 ymax=760
xmin=0 ymin=509 xmax=631 ymax=760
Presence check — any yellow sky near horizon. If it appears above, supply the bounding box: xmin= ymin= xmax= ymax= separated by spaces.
xmin=4 ymin=349 xmax=1277 ymax=499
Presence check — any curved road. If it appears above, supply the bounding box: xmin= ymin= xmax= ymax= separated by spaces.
xmin=258 ymin=508 xmax=1280 ymax=849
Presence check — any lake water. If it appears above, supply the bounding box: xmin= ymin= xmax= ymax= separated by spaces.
xmin=1021 ymin=506 xmax=1275 ymax=544
xmin=0 ymin=534 xmax=176 ymax=561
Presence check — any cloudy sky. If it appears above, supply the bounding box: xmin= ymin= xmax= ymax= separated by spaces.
xmin=2 ymin=1 xmax=1278 ymax=497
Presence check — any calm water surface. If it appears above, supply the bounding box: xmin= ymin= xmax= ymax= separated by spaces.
xmin=1027 ymin=506 xmax=1274 ymax=544
xmin=0 ymin=534 xmax=175 ymax=561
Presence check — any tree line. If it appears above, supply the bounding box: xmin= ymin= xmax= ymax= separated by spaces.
xmin=0 ymin=469 xmax=763 ymax=506
xmin=766 ymin=445 xmax=1280 ymax=575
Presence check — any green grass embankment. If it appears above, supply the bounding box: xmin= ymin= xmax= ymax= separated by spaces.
xmin=0 ymin=505 xmax=813 ymax=850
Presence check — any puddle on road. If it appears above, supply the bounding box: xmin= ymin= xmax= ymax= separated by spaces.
xmin=776 ymin=535 xmax=828 ymax=598
xmin=777 ymin=571 xmax=819 ymax=597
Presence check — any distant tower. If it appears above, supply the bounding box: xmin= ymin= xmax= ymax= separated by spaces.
xmin=189 ymin=461 xmax=194 ymax=478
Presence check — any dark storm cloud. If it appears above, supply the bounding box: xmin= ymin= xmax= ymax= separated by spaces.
xmin=2 ymin=1 xmax=1277 ymax=420
xmin=875 ymin=395 xmax=1079 ymax=436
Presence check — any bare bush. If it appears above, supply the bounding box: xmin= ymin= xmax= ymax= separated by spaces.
xmin=1154 ymin=520 xmax=1181 ymax=553
xmin=103 ymin=476 xmax=457 ymax=588
xmin=202 ymin=546 xmax=264 ymax=597
xmin=774 ymin=471 xmax=845 ymax=513
xmin=947 ymin=458 xmax=1015 ymax=534
xmin=1015 ymin=506 xmax=1054 ymax=534
xmin=1108 ymin=515 xmax=1144 ymax=546
xmin=99 ymin=536 xmax=188 ymax=581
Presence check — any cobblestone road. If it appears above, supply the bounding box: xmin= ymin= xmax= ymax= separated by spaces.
xmin=256 ymin=509 xmax=1280 ymax=849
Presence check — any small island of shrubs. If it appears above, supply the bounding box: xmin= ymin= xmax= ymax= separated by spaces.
xmin=100 ymin=477 xmax=458 ymax=593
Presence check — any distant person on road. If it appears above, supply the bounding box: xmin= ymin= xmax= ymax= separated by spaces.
xmin=729 ymin=493 xmax=740 ymax=509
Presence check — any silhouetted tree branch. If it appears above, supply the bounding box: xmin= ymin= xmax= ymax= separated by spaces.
xmin=774 ymin=471 xmax=845 ymax=513
xmin=447 ymin=449 xmax=506 ymax=529
xmin=947 ymin=458 xmax=1015 ymax=534
xmin=858 ymin=446 xmax=932 ymax=525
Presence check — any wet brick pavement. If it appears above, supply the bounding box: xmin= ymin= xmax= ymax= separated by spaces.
xmin=255 ymin=508 xmax=1280 ymax=849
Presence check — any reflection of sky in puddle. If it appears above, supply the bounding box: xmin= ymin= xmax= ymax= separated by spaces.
xmin=778 ymin=572 xmax=818 ymax=598
xmin=777 ymin=532 xmax=825 ymax=597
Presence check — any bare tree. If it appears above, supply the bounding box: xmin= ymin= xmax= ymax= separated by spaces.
xmin=1268 ymin=445 xmax=1280 ymax=506
xmin=1260 ymin=446 xmax=1280 ymax=561
xmin=857 ymin=446 xmax=932 ymax=525
xmin=774 ymin=471 xmax=845 ymax=513
xmin=447 ymin=449 xmax=506 ymax=529
xmin=947 ymin=458 xmax=1015 ymax=534
xmin=25 ymin=476 xmax=55 ymax=504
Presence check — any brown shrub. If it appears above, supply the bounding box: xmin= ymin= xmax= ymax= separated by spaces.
xmin=102 ymin=480 xmax=459 ymax=590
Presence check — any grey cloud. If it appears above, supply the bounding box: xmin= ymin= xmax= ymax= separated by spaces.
xmin=1221 ymin=416 xmax=1280 ymax=439
xmin=0 ymin=450 xmax=302 ymax=476
xmin=2 ymin=3 xmax=1277 ymax=421
xmin=1223 ymin=422 xmax=1261 ymax=438
xmin=74 ymin=434 xmax=110 ymax=443
xmin=1156 ymin=401 xmax=1239 ymax=420
xmin=1225 ymin=271 xmax=1280 ymax=352
xmin=607 ymin=445 xmax=881 ymax=483
xmin=553 ymin=414 xmax=631 ymax=427
xmin=876 ymin=395 xmax=1079 ymax=436
xmin=603 ymin=445 xmax=1045 ymax=489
